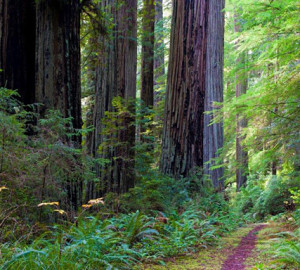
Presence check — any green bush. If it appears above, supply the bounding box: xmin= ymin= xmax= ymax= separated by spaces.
xmin=232 ymin=174 xmax=300 ymax=221
xmin=0 ymin=89 xmax=87 ymax=239
xmin=0 ymin=193 xmax=239 ymax=269
xmin=253 ymin=176 xmax=299 ymax=218
xmin=231 ymin=177 xmax=263 ymax=221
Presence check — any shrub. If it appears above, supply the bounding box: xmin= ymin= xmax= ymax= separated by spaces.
xmin=254 ymin=176 xmax=299 ymax=218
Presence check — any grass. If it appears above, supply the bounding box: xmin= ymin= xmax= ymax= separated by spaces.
xmin=141 ymin=225 xmax=256 ymax=270
xmin=245 ymin=221 xmax=299 ymax=270
xmin=142 ymin=221 xmax=300 ymax=270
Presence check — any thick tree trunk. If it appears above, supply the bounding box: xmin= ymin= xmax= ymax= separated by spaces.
xmin=90 ymin=0 xmax=137 ymax=196
xmin=0 ymin=0 xmax=35 ymax=104
xmin=160 ymin=0 xmax=207 ymax=178
xmin=35 ymin=0 xmax=82 ymax=211
xmin=203 ymin=0 xmax=225 ymax=190
xmin=154 ymin=0 xmax=165 ymax=106
xmin=35 ymin=0 xmax=82 ymax=142
xmin=141 ymin=0 xmax=155 ymax=108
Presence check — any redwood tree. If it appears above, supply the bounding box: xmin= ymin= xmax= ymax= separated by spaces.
xmin=35 ymin=0 xmax=82 ymax=210
xmin=141 ymin=0 xmax=155 ymax=108
xmin=0 ymin=0 xmax=36 ymax=104
xmin=35 ymin=0 xmax=82 ymax=141
xmin=154 ymin=0 xmax=165 ymax=106
xmin=160 ymin=0 xmax=208 ymax=178
xmin=203 ymin=0 xmax=225 ymax=190
xmin=88 ymin=0 xmax=137 ymax=197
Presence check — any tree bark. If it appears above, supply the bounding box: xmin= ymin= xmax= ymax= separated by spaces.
xmin=160 ymin=0 xmax=208 ymax=179
xmin=141 ymin=0 xmax=155 ymax=108
xmin=154 ymin=0 xmax=165 ymax=106
xmin=0 ymin=0 xmax=36 ymax=104
xmin=35 ymin=0 xmax=82 ymax=211
xmin=35 ymin=0 xmax=82 ymax=143
xmin=90 ymin=0 xmax=137 ymax=196
xmin=203 ymin=0 xmax=225 ymax=190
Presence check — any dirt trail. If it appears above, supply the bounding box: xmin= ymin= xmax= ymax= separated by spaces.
xmin=143 ymin=223 xmax=272 ymax=270
xmin=221 ymin=224 xmax=265 ymax=270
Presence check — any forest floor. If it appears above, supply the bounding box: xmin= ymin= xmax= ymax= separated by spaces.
xmin=141 ymin=222 xmax=289 ymax=270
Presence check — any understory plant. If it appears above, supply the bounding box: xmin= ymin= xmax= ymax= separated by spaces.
xmin=271 ymin=210 xmax=300 ymax=269
xmin=0 ymin=196 xmax=238 ymax=269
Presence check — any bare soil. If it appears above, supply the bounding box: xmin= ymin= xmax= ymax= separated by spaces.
xmin=221 ymin=224 xmax=265 ymax=270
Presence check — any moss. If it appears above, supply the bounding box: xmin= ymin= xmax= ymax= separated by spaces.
xmin=244 ymin=222 xmax=287 ymax=270
xmin=142 ymin=225 xmax=256 ymax=270
xmin=141 ymin=223 xmax=295 ymax=270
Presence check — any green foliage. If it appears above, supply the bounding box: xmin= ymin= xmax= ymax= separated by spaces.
xmin=255 ymin=176 xmax=298 ymax=216
xmin=0 ymin=89 xmax=89 ymax=239
xmin=233 ymin=178 xmax=263 ymax=218
xmin=271 ymin=212 xmax=300 ymax=269
xmin=223 ymin=0 xmax=300 ymax=183
xmin=291 ymin=187 xmax=300 ymax=208
xmin=1 ymin=0 xmax=300 ymax=268
xmin=231 ymin=174 xmax=300 ymax=221
xmin=274 ymin=234 xmax=300 ymax=268
xmin=121 ymin=211 xmax=158 ymax=246
xmin=0 ymin=195 xmax=239 ymax=269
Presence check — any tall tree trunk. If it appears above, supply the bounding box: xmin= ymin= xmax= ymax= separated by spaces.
xmin=154 ymin=0 xmax=165 ymax=106
xmin=91 ymin=0 xmax=137 ymax=196
xmin=203 ymin=0 xmax=225 ymax=190
xmin=234 ymin=14 xmax=248 ymax=191
xmin=160 ymin=0 xmax=208 ymax=178
xmin=35 ymin=0 xmax=82 ymax=141
xmin=140 ymin=0 xmax=155 ymax=145
xmin=141 ymin=0 xmax=155 ymax=108
xmin=83 ymin=34 xmax=98 ymax=202
xmin=0 ymin=0 xmax=35 ymax=104
xmin=35 ymin=0 xmax=82 ymax=211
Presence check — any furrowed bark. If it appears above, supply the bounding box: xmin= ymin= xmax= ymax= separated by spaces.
xmin=90 ymin=0 xmax=137 ymax=196
xmin=154 ymin=0 xmax=165 ymax=106
xmin=35 ymin=0 xmax=82 ymax=211
xmin=141 ymin=0 xmax=155 ymax=108
xmin=35 ymin=0 xmax=82 ymax=141
xmin=160 ymin=0 xmax=208 ymax=178
xmin=140 ymin=0 xmax=155 ymax=144
xmin=203 ymin=0 xmax=225 ymax=190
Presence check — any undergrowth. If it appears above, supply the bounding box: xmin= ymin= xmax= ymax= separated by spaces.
xmin=0 ymin=198 xmax=240 ymax=270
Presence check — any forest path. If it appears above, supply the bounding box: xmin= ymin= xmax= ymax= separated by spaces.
xmin=221 ymin=224 xmax=265 ymax=270
xmin=142 ymin=223 xmax=280 ymax=270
